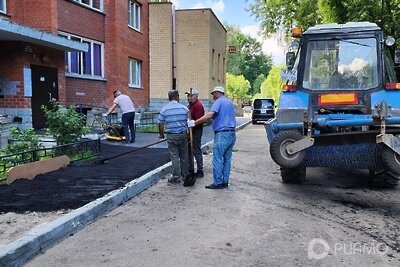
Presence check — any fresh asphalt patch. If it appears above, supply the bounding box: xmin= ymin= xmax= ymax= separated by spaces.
xmin=0 ymin=143 xmax=170 ymax=213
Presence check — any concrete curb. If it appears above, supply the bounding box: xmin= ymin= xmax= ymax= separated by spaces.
xmin=0 ymin=119 xmax=251 ymax=267
xmin=0 ymin=162 xmax=172 ymax=267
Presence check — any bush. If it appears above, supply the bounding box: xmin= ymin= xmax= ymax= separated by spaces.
xmin=42 ymin=101 xmax=90 ymax=145
xmin=4 ymin=127 xmax=40 ymax=154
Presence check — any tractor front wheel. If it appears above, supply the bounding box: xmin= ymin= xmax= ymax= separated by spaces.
xmin=369 ymin=170 xmax=399 ymax=188
xmin=381 ymin=146 xmax=400 ymax=175
xmin=281 ymin=165 xmax=306 ymax=184
xmin=270 ymin=130 xmax=306 ymax=168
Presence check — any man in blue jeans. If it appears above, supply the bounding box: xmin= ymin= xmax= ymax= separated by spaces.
xmin=103 ymin=90 xmax=136 ymax=143
xmin=189 ymin=86 xmax=236 ymax=189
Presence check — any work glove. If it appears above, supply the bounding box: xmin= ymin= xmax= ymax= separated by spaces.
xmin=102 ymin=113 xmax=108 ymax=117
xmin=187 ymin=119 xmax=195 ymax=128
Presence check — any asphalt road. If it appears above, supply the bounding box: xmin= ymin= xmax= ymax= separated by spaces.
xmin=26 ymin=124 xmax=400 ymax=267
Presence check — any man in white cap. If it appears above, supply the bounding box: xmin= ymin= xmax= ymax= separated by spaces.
xmin=103 ymin=90 xmax=136 ymax=143
xmin=188 ymin=86 xmax=236 ymax=189
xmin=185 ymin=89 xmax=205 ymax=178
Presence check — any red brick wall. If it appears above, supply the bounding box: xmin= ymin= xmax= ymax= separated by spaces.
xmin=65 ymin=78 xmax=107 ymax=107
xmin=0 ymin=42 xmax=65 ymax=108
xmin=57 ymin=0 xmax=105 ymax=42
xmin=1 ymin=0 xmax=150 ymax=111
xmin=8 ymin=0 xmax=58 ymax=33
xmin=104 ymin=0 xmax=149 ymax=108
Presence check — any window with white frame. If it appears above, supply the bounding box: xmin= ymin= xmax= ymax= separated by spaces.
xmin=129 ymin=58 xmax=141 ymax=87
xmin=0 ymin=0 xmax=6 ymax=13
xmin=73 ymin=0 xmax=103 ymax=12
xmin=128 ymin=0 xmax=141 ymax=31
xmin=60 ymin=33 xmax=104 ymax=78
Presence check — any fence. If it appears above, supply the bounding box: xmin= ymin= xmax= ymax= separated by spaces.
xmin=0 ymin=139 xmax=101 ymax=181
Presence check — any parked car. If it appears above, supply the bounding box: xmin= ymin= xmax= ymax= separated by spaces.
xmin=252 ymin=98 xmax=275 ymax=124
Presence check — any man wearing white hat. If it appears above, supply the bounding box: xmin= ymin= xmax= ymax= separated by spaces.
xmin=188 ymin=86 xmax=236 ymax=189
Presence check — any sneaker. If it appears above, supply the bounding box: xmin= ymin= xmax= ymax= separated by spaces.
xmin=168 ymin=178 xmax=181 ymax=184
xmin=205 ymin=183 xmax=224 ymax=189
xmin=195 ymin=171 xmax=204 ymax=178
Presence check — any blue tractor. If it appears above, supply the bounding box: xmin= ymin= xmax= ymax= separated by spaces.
xmin=266 ymin=22 xmax=400 ymax=188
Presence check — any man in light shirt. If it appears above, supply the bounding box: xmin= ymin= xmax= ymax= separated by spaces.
xmin=103 ymin=90 xmax=136 ymax=143
xmin=158 ymin=90 xmax=189 ymax=184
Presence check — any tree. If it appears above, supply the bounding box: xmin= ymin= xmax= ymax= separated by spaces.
xmin=226 ymin=73 xmax=251 ymax=101
xmin=254 ymin=65 xmax=285 ymax=104
xmin=249 ymin=0 xmax=400 ymax=38
xmin=226 ymin=25 xmax=272 ymax=95
xmin=252 ymin=74 xmax=266 ymax=95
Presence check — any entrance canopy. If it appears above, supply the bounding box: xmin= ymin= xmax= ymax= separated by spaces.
xmin=0 ymin=19 xmax=88 ymax=52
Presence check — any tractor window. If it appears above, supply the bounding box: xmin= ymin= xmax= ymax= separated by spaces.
xmin=302 ymin=38 xmax=378 ymax=90
xmin=384 ymin=47 xmax=397 ymax=82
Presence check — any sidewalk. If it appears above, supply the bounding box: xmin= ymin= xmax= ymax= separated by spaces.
xmin=0 ymin=118 xmax=251 ymax=267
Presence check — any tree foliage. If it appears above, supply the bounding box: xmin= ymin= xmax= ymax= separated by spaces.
xmin=249 ymin=0 xmax=400 ymax=38
xmin=226 ymin=73 xmax=251 ymax=101
xmin=42 ymin=101 xmax=90 ymax=145
xmin=252 ymin=73 xmax=266 ymax=95
xmin=254 ymin=65 xmax=285 ymax=104
xmin=226 ymin=25 xmax=272 ymax=95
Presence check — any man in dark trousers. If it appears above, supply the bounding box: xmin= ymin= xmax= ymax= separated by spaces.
xmin=158 ymin=90 xmax=190 ymax=184
xmin=185 ymin=89 xmax=205 ymax=178
xmin=103 ymin=90 xmax=136 ymax=143
xmin=188 ymin=86 xmax=236 ymax=189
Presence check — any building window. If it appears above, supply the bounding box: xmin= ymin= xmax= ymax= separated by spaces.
xmin=218 ymin=53 xmax=221 ymax=81
xmin=128 ymin=0 xmax=141 ymax=31
xmin=129 ymin=58 xmax=141 ymax=87
xmin=61 ymin=33 xmax=104 ymax=78
xmin=223 ymin=57 xmax=226 ymax=82
xmin=0 ymin=0 xmax=6 ymax=13
xmin=211 ymin=49 xmax=215 ymax=79
xmin=73 ymin=0 xmax=103 ymax=12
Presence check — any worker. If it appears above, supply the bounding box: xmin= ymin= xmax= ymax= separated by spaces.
xmin=103 ymin=90 xmax=136 ymax=143
xmin=188 ymin=86 xmax=236 ymax=189
xmin=158 ymin=90 xmax=190 ymax=184
xmin=185 ymin=89 xmax=205 ymax=178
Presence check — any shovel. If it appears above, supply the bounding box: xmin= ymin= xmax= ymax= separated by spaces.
xmin=183 ymin=88 xmax=197 ymax=187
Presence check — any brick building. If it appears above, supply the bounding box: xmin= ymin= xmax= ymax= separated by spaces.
xmin=149 ymin=2 xmax=227 ymax=110
xmin=0 ymin=0 xmax=149 ymax=129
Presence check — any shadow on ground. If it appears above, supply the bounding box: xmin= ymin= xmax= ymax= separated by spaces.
xmin=0 ymin=143 xmax=170 ymax=213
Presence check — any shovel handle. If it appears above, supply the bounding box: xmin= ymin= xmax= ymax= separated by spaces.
xmin=99 ymin=138 xmax=167 ymax=163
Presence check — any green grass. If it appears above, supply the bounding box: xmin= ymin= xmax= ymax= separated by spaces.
xmin=137 ymin=125 xmax=158 ymax=133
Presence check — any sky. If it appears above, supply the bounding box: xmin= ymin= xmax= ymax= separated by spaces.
xmin=170 ymin=0 xmax=286 ymax=64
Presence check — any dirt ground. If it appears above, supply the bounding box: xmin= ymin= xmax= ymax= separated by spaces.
xmin=0 ymin=143 xmax=170 ymax=246
xmin=25 ymin=125 xmax=400 ymax=267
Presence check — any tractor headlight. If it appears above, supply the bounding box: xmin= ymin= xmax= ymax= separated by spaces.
xmin=385 ymin=36 xmax=396 ymax=46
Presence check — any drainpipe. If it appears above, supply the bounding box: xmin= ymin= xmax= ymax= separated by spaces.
xmin=172 ymin=5 xmax=176 ymax=90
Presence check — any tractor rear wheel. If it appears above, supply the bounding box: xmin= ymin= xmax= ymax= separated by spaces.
xmin=369 ymin=170 xmax=399 ymax=188
xmin=270 ymin=130 xmax=306 ymax=168
xmin=281 ymin=165 xmax=306 ymax=184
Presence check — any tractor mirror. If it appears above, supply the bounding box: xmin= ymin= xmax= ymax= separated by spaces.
xmin=395 ymin=49 xmax=400 ymax=64
xmin=286 ymin=52 xmax=296 ymax=69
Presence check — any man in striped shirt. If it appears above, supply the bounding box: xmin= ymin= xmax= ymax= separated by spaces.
xmin=158 ymin=90 xmax=189 ymax=184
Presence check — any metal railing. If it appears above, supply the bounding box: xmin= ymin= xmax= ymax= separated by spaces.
xmin=0 ymin=139 xmax=101 ymax=176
